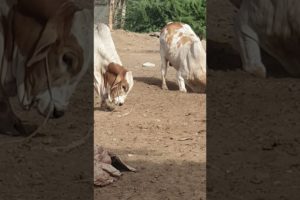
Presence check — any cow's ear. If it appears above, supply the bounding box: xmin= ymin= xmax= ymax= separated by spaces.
xmin=111 ymin=74 xmax=122 ymax=90
xmin=115 ymin=74 xmax=123 ymax=84
xmin=125 ymin=71 xmax=133 ymax=83
xmin=107 ymin=62 xmax=123 ymax=75
xmin=26 ymin=21 xmax=58 ymax=67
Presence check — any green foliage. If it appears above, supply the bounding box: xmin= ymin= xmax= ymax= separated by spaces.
xmin=124 ymin=0 xmax=206 ymax=38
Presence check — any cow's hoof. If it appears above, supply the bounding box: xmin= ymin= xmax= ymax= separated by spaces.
xmin=244 ymin=65 xmax=266 ymax=78
xmin=162 ymin=85 xmax=169 ymax=90
xmin=101 ymin=99 xmax=116 ymax=111
xmin=179 ymin=88 xmax=187 ymax=93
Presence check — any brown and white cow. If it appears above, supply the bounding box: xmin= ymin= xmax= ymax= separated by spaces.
xmin=160 ymin=22 xmax=206 ymax=93
xmin=231 ymin=0 xmax=300 ymax=77
xmin=94 ymin=23 xmax=133 ymax=110
xmin=0 ymin=1 xmax=92 ymax=135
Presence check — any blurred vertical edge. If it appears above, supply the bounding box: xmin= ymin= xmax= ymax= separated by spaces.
xmin=207 ymin=1 xmax=300 ymax=200
xmin=0 ymin=0 xmax=94 ymax=199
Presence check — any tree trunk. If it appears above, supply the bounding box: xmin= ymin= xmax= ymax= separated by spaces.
xmin=113 ymin=0 xmax=121 ymax=28
xmin=120 ymin=0 xmax=126 ymax=29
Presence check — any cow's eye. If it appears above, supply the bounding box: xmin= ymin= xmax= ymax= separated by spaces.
xmin=63 ymin=54 xmax=73 ymax=67
xmin=62 ymin=53 xmax=79 ymax=74
xmin=122 ymin=85 xmax=127 ymax=91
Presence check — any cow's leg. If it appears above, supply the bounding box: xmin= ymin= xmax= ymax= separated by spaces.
xmin=160 ymin=56 xmax=169 ymax=90
xmin=177 ymin=71 xmax=187 ymax=93
xmin=94 ymin=79 xmax=101 ymax=99
xmin=94 ymin=71 xmax=104 ymax=106
xmin=234 ymin=17 xmax=266 ymax=78
xmin=0 ymin=97 xmax=26 ymax=136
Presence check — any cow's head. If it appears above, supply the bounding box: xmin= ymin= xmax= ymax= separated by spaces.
xmin=103 ymin=63 xmax=134 ymax=107
xmin=14 ymin=3 xmax=92 ymax=118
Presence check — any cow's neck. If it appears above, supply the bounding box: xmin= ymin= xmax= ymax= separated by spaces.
xmin=1 ymin=6 xmax=41 ymax=97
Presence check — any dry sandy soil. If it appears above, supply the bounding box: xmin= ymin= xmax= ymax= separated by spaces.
xmin=207 ymin=1 xmax=300 ymax=199
xmin=0 ymin=73 xmax=93 ymax=199
xmin=94 ymin=31 xmax=206 ymax=199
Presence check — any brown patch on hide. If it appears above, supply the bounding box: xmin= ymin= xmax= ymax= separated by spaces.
xmin=177 ymin=36 xmax=192 ymax=48
xmin=180 ymin=36 xmax=192 ymax=45
xmin=165 ymin=22 xmax=183 ymax=33
xmin=161 ymin=22 xmax=183 ymax=46
xmin=104 ymin=63 xmax=130 ymax=98
xmin=6 ymin=7 xmax=43 ymax=61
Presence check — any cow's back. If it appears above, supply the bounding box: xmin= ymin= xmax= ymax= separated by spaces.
xmin=94 ymin=23 xmax=122 ymax=73
xmin=160 ymin=22 xmax=206 ymax=83
xmin=160 ymin=23 xmax=203 ymax=68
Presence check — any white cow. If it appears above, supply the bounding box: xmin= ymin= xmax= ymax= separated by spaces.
xmin=0 ymin=1 xmax=92 ymax=135
xmin=232 ymin=0 xmax=300 ymax=77
xmin=160 ymin=22 xmax=206 ymax=93
xmin=94 ymin=23 xmax=133 ymax=109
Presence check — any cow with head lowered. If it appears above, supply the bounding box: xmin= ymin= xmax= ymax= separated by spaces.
xmin=94 ymin=23 xmax=134 ymax=111
xmin=160 ymin=22 xmax=206 ymax=93
xmin=0 ymin=0 xmax=92 ymax=135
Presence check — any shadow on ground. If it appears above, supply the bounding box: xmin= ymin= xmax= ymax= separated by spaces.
xmin=95 ymin=149 xmax=206 ymax=200
xmin=134 ymin=76 xmax=199 ymax=93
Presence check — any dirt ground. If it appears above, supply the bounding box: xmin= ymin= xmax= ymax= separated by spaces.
xmin=207 ymin=1 xmax=300 ymax=199
xmin=0 ymin=73 xmax=94 ymax=200
xmin=94 ymin=31 xmax=206 ymax=199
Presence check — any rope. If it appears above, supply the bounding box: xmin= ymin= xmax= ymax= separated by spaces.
xmin=0 ymin=56 xmax=53 ymax=145
xmin=22 ymin=55 xmax=53 ymax=142
xmin=2 ymin=54 xmax=92 ymax=153
xmin=24 ymin=55 xmax=92 ymax=153
xmin=1 ymin=2 xmax=91 ymax=151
